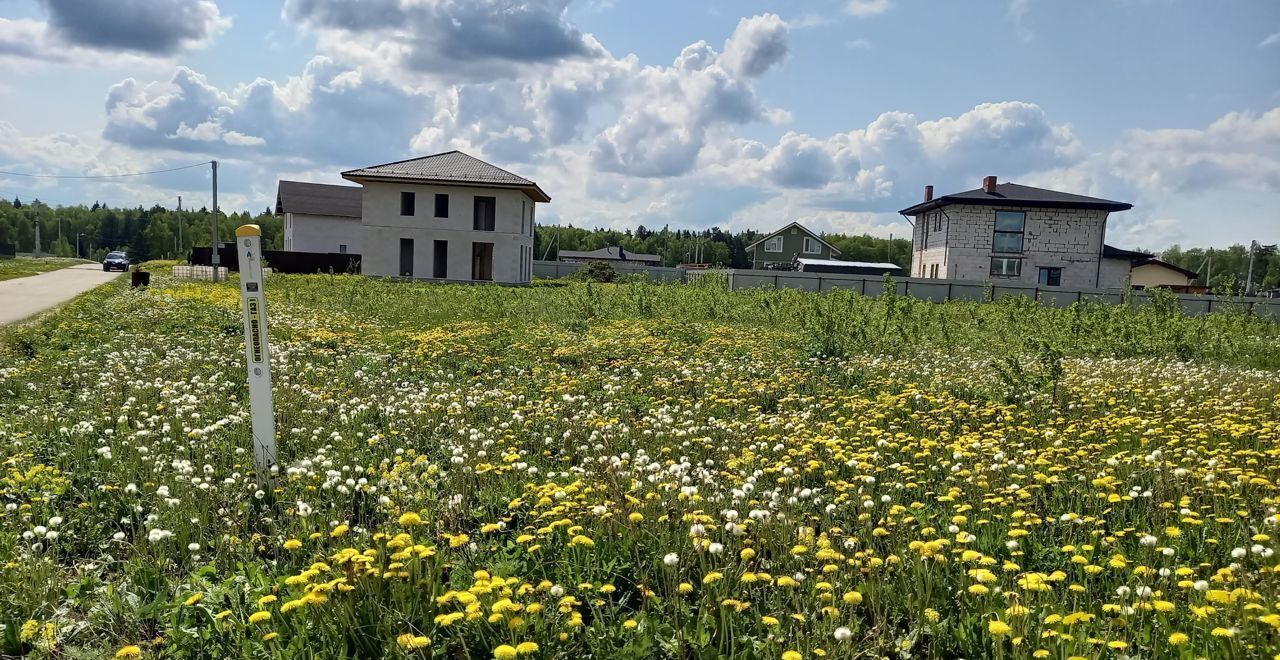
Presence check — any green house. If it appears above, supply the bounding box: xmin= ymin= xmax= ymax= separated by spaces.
xmin=745 ymin=222 xmax=841 ymax=269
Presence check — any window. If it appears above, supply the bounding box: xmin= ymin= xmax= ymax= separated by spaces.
xmin=434 ymin=194 xmax=449 ymax=218
xmin=400 ymin=192 xmax=415 ymax=216
xmin=433 ymin=240 xmax=448 ymax=278
xmin=338 ymin=244 xmax=348 ymax=254
xmin=803 ymin=237 xmax=822 ymax=254
xmin=990 ymin=257 xmax=1022 ymax=277
xmin=934 ymin=214 xmax=942 ymax=232
xmin=471 ymin=242 xmax=494 ymax=281
xmin=930 ymin=264 xmax=939 ymax=278
xmin=764 ymin=236 xmax=783 ymax=252
xmin=1038 ymin=267 xmax=1062 ymax=286
xmin=473 ymin=196 xmax=496 ymax=231
xmin=992 ymin=210 xmax=1025 ymax=253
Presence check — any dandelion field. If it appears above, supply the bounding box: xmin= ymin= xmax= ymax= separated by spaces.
xmin=2 ymin=273 xmax=1279 ymax=659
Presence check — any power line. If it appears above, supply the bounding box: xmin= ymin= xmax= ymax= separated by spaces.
xmin=0 ymin=161 xmax=212 ymax=180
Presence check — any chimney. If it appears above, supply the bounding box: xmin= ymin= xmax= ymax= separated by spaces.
xmin=924 ymin=185 xmax=934 ymax=201
xmin=982 ymin=175 xmax=997 ymax=193
xmin=618 ymin=245 xmax=626 ymax=260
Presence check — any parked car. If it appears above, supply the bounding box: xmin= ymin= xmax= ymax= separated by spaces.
xmin=102 ymin=251 xmax=130 ymax=272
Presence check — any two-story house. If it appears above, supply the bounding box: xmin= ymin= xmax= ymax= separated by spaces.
xmin=340 ymin=151 xmax=549 ymax=284
xmin=746 ymin=222 xmax=841 ymax=269
xmin=901 ymin=176 xmax=1133 ymax=288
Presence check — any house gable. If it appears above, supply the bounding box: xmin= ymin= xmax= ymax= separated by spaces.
xmin=747 ymin=222 xmax=840 ymax=266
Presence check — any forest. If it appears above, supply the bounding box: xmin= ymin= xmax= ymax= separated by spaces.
xmin=1 ymin=196 xmax=1275 ymax=291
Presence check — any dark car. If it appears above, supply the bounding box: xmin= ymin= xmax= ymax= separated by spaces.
xmin=102 ymin=251 xmax=130 ymax=272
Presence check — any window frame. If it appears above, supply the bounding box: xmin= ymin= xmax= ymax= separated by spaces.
xmin=990 ymin=257 xmax=1023 ymax=278
xmin=802 ymin=236 xmax=822 ymax=254
xmin=400 ymin=192 xmax=415 ymax=217
xmin=473 ymin=196 xmax=496 ymax=232
xmin=434 ymin=194 xmax=449 ymax=219
xmin=764 ymin=236 xmax=783 ymax=253
xmin=1038 ymin=266 xmax=1062 ymax=286
xmin=992 ymin=210 xmax=1025 ymax=254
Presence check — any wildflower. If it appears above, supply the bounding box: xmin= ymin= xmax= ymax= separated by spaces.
xmin=398 ymin=512 xmax=422 ymax=526
xmin=989 ymin=620 xmax=1012 ymax=638
xmin=183 ymin=593 xmax=203 ymax=606
xmin=283 ymin=539 xmax=302 ymax=550
xmin=494 ymin=644 xmax=518 ymax=659
xmin=623 ymin=620 xmax=638 ymax=630
xmin=115 ymin=646 xmax=143 ymax=659
xmin=762 ymin=616 xmax=780 ymax=626
xmin=834 ymin=626 xmax=853 ymax=641
xmin=248 ymin=611 xmax=271 ymax=624
xmin=517 ymin=641 xmax=539 ymax=654
xmin=663 ymin=553 xmax=679 ymax=566
xmin=263 ymin=632 xmax=279 ymax=641
xmin=397 ymin=634 xmax=430 ymax=649
xmin=1168 ymin=632 xmax=1189 ymax=645
xmin=782 ymin=652 xmax=802 ymax=660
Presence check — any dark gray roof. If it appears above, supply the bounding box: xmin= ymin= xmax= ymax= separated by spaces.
xmin=275 ymin=180 xmax=362 ymax=218
xmin=558 ymin=246 xmax=662 ymax=263
xmin=1102 ymin=244 xmax=1153 ymax=260
xmin=900 ymin=182 xmax=1132 ymax=215
xmin=342 ymin=150 xmax=550 ymax=202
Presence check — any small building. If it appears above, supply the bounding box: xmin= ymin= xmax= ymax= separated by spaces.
xmin=276 ymin=181 xmax=362 ymax=254
xmin=558 ymin=246 xmax=662 ymax=265
xmin=1101 ymin=245 xmax=1201 ymax=292
xmin=339 ymin=151 xmax=549 ymax=283
xmin=746 ymin=222 xmax=840 ymax=269
xmin=901 ymin=176 xmax=1133 ymax=288
xmin=794 ymin=257 xmax=903 ymax=277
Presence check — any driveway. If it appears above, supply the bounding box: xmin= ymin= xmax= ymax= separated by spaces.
xmin=0 ymin=263 xmax=124 ymax=326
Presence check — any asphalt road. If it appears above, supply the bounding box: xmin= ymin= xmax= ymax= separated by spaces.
xmin=0 ymin=263 xmax=124 ymax=326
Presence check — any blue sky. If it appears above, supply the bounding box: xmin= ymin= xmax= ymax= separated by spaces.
xmin=0 ymin=0 xmax=1277 ymax=250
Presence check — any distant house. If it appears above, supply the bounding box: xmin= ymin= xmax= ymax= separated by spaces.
xmin=277 ymin=181 xmax=362 ymax=254
xmin=558 ymin=246 xmax=662 ymax=265
xmin=795 ymin=257 xmax=903 ymax=277
xmin=746 ymin=222 xmax=840 ymax=269
xmin=1101 ymin=245 xmax=1200 ymax=291
xmin=332 ymin=151 xmax=548 ymax=284
xmin=901 ymin=176 xmax=1133 ymax=288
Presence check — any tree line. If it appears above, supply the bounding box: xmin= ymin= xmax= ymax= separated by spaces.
xmin=1159 ymin=244 xmax=1280 ymax=295
xmin=0 ymin=197 xmax=281 ymax=262
xmin=533 ymin=224 xmax=914 ymax=270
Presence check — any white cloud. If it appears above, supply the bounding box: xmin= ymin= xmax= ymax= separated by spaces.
xmin=845 ymin=0 xmax=892 ymax=18
xmin=1111 ymin=107 xmax=1280 ymax=194
xmin=1260 ymin=31 xmax=1280 ymax=48
xmin=720 ymin=14 xmax=788 ymax=78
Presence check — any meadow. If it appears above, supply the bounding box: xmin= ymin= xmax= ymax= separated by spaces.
xmin=1 ymin=271 xmax=1279 ymax=659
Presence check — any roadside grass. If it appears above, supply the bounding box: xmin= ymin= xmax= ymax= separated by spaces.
xmin=0 ymin=257 xmax=92 ymax=282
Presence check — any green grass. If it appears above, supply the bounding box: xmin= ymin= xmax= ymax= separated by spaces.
xmin=0 ymin=257 xmax=91 ymax=282
xmin=0 ymin=274 xmax=1277 ymax=659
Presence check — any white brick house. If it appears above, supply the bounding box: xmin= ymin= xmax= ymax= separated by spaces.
xmin=901 ymin=176 xmax=1133 ymax=288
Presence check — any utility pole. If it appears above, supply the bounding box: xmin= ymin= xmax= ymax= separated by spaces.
xmin=33 ymin=220 xmax=41 ymax=257
xmin=1206 ymin=249 xmax=1213 ymax=292
xmin=888 ymin=233 xmax=893 ymax=263
xmin=176 ymin=196 xmax=183 ymax=258
xmin=1246 ymin=241 xmax=1258 ymax=297
xmin=77 ymin=233 xmax=85 ymax=259
xmin=211 ymin=161 xmax=220 ymax=282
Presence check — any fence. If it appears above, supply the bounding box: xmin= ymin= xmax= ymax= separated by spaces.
xmin=189 ymin=246 xmax=361 ymax=275
xmin=172 ymin=265 xmax=230 ymax=281
xmin=532 ymin=260 xmax=686 ymax=283
xmin=0 ymin=243 xmax=14 ymax=259
xmin=529 ymin=260 xmax=1280 ymax=319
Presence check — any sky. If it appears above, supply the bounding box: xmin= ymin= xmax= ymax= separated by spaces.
xmin=0 ymin=0 xmax=1277 ymax=251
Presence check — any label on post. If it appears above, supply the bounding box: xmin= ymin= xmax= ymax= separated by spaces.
xmin=236 ymin=224 xmax=277 ymax=471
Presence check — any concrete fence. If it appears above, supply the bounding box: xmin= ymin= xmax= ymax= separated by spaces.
xmin=531 ymin=260 xmax=1280 ymax=319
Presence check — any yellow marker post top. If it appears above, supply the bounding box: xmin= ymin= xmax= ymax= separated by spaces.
xmin=235 ymin=224 xmax=262 ymax=237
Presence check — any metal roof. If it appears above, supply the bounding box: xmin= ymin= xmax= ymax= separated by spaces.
xmin=900 ymin=182 xmax=1132 ymax=215
xmin=796 ymin=257 xmax=900 ymax=269
xmin=744 ymin=222 xmax=842 ymax=254
xmin=558 ymin=246 xmax=662 ymax=263
xmin=342 ymin=151 xmax=550 ymax=202
xmin=275 ymin=180 xmax=362 ymax=218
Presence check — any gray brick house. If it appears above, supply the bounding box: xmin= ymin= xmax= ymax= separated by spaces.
xmin=900 ymin=176 xmax=1133 ymax=288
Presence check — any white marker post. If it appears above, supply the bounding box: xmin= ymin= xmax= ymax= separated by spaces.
xmin=236 ymin=224 xmax=277 ymax=471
